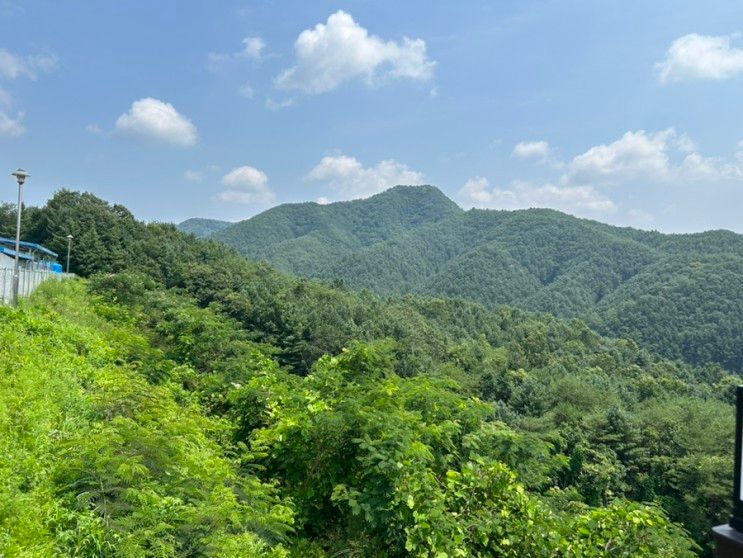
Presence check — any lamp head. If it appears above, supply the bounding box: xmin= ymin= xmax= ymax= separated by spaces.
xmin=66 ymin=234 xmax=74 ymax=240
xmin=11 ymin=169 xmax=29 ymax=186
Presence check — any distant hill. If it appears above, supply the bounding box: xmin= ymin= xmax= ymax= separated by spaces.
xmin=212 ymin=185 xmax=462 ymax=276
xmin=210 ymin=186 xmax=743 ymax=372
xmin=177 ymin=218 xmax=232 ymax=238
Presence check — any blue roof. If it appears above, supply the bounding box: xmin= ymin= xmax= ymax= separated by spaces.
xmin=0 ymin=236 xmax=57 ymax=258
xmin=0 ymin=246 xmax=34 ymax=260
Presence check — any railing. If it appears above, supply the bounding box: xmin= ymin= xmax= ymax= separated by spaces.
xmin=0 ymin=267 xmax=73 ymax=305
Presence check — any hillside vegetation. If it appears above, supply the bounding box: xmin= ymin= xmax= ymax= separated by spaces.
xmin=211 ymin=185 xmax=462 ymax=277
xmin=204 ymin=186 xmax=743 ymax=372
xmin=176 ymin=218 xmax=232 ymax=238
xmin=0 ymin=189 xmax=737 ymax=556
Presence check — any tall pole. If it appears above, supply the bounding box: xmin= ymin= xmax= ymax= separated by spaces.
xmin=66 ymin=235 xmax=73 ymax=273
xmin=10 ymin=169 xmax=28 ymax=307
xmin=11 ymin=179 xmax=23 ymax=306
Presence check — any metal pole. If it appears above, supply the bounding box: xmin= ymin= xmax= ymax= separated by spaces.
xmin=66 ymin=237 xmax=71 ymax=273
xmin=11 ymin=180 xmax=22 ymax=307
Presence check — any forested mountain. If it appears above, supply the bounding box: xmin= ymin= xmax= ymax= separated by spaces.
xmin=0 ymin=189 xmax=737 ymax=556
xmin=207 ymin=187 xmax=743 ymax=372
xmin=176 ymin=217 xmax=231 ymax=238
xmin=211 ymin=185 xmax=462 ymax=276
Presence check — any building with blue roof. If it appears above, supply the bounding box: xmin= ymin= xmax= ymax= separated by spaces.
xmin=0 ymin=236 xmax=61 ymax=272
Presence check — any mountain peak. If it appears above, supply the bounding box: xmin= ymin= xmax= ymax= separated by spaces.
xmin=176 ymin=218 xmax=232 ymax=238
xmin=211 ymin=185 xmax=462 ymax=276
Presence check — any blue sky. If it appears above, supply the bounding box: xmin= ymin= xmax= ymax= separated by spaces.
xmin=1 ymin=0 xmax=743 ymax=232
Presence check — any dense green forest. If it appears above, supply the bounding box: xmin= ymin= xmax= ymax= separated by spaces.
xmin=198 ymin=186 xmax=743 ymax=373
xmin=0 ymin=190 xmax=738 ymax=556
xmin=177 ymin=218 xmax=232 ymax=239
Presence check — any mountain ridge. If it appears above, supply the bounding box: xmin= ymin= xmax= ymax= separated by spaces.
xmin=177 ymin=217 xmax=232 ymax=238
xmin=201 ymin=185 xmax=743 ymax=372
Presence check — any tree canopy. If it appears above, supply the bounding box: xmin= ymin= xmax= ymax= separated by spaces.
xmin=0 ymin=189 xmax=737 ymax=556
xmin=201 ymin=186 xmax=743 ymax=373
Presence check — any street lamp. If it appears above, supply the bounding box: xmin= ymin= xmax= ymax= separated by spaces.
xmin=10 ymin=169 xmax=29 ymax=307
xmin=66 ymin=234 xmax=73 ymax=274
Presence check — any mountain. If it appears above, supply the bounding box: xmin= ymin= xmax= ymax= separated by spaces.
xmin=212 ymin=186 xmax=743 ymax=372
xmin=212 ymin=185 xmax=462 ymax=276
xmin=4 ymin=189 xmax=731 ymax=555
xmin=177 ymin=217 xmax=232 ymax=238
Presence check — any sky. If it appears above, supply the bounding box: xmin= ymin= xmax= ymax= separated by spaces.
xmin=1 ymin=0 xmax=743 ymax=233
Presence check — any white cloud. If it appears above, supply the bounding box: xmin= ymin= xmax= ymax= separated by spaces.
xmin=316 ymin=196 xmax=331 ymax=205
xmin=265 ymin=96 xmax=295 ymax=110
xmin=0 ymin=50 xmax=55 ymax=136
xmin=564 ymin=129 xmax=674 ymax=185
xmin=85 ymin=123 xmax=102 ymax=134
xmin=675 ymin=132 xmax=696 ymax=153
xmin=306 ymin=154 xmax=424 ymax=198
xmin=115 ymin=98 xmax=197 ymax=146
xmin=657 ymin=33 xmax=743 ymax=83
xmin=184 ymin=169 xmax=204 ymax=182
xmin=0 ymin=49 xmax=57 ymax=80
xmin=239 ymin=83 xmax=255 ymax=99
xmin=209 ymin=36 xmax=265 ymax=68
xmin=501 ymin=130 xmax=743 ymax=227
xmin=276 ymin=10 xmax=435 ymax=94
xmin=513 ymin=140 xmax=551 ymax=160
xmin=458 ymin=176 xmax=616 ymax=216
xmin=562 ymin=128 xmax=743 ymax=186
xmin=239 ymin=37 xmax=265 ymax=60
xmin=219 ymin=165 xmax=275 ymax=204
xmin=0 ymin=110 xmax=24 ymax=137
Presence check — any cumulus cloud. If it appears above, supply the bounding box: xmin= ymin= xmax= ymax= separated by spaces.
xmin=564 ymin=129 xmax=674 ymax=185
xmin=458 ymin=176 xmax=616 ymax=217
xmin=115 ymin=98 xmax=197 ymax=146
xmin=657 ymin=33 xmax=743 ymax=83
xmin=306 ymin=154 xmax=424 ymax=198
xmin=513 ymin=140 xmax=551 ymax=160
xmin=219 ymin=165 xmax=275 ymax=204
xmin=562 ymin=128 xmax=743 ymax=185
xmin=276 ymin=11 xmax=435 ymax=94
xmin=0 ymin=49 xmax=55 ymax=137
xmin=239 ymin=37 xmax=265 ymax=60
xmin=495 ymin=129 xmax=743 ymax=225
xmin=0 ymin=49 xmax=57 ymax=80
xmin=0 ymin=110 xmax=24 ymax=137
xmin=210 ymin=36 xmax=265 ymax=67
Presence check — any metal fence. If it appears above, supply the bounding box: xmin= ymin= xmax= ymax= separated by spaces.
xmin=0 ymin=267 xmax=73 ymax=305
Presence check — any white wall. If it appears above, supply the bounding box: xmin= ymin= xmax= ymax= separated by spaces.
xmin=0 ymin=267 xmax=69 ymax=305
xmin=0 ymin=253 xmax=14 ymax=269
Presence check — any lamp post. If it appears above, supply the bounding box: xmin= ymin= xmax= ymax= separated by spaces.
xmin=66 ymin=234 xmax=73 ymax=274
xmin=10 ymin=169 xmax=29 ymax=307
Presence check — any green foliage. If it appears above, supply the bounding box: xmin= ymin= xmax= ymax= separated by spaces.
xmin=0 ymin=282 xmax=293 ymax=557
xmin=176 ymin=218 xmax=232 ymax=239
xmin=210 ymin=186 xmax=743 ymax=373
xmin=4 ymin=189 xmax=737 ymax=555
xmin=212 ymin=184 xmax=463 ymax=277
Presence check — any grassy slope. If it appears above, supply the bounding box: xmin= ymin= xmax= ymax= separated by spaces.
xmin=0 ymin=280 xmax=291 ymax=557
